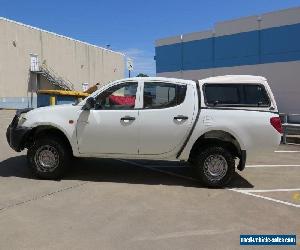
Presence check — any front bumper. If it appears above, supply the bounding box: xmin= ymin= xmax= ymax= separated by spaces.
xmin=6 ymin=125 xmax=31 ymax=152
xmin=6 ymin=111 xmax=32 ymax=152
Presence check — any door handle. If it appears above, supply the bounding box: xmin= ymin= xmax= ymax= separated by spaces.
xmin=174 ymin=115 xmax=188 ymax=121
xmin=120 ymin=116 xmax=136 ymax=121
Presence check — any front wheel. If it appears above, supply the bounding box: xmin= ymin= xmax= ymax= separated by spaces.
xmin=192 ymin=146 xmax=235 ymax=187
xmin=27 ymin=136 xmax=71 ymax=179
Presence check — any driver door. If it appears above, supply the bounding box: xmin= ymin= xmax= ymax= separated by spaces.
xmin=76 ymin=81 xmax=140 ymax=155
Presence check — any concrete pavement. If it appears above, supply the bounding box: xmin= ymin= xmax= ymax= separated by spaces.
xmin=0 ymin=110 xmax=299 ymax=249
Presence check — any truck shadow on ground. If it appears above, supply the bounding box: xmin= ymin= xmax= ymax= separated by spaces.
xmin=0 ymin=156 xmax=254 ymax=189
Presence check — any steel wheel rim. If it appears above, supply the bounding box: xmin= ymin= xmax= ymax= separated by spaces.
xmin=34 ymin=145 xmax=59 ymax=173
xmin=203 ymin=154 xmax=228 ymax=182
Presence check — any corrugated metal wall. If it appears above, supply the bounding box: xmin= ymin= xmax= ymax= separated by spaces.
xmin=0 ymin=18 xmax=125 ymax=109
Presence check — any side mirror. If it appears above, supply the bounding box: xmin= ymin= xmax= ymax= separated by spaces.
xmin=83 ymin=97 xmax=96 ymax=110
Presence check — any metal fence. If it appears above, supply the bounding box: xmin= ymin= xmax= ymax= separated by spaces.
xmin=279 ymin=113 xmax=300 ymax=144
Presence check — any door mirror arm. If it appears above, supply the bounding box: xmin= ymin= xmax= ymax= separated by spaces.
xmin=83 ymin=97 xmax=96 ymax=110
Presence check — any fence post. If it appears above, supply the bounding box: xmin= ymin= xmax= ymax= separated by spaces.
xmin=50 ymin=96 xmax=56 ymax=106
xmin=282 ymin=114 xmax=288 ymax=144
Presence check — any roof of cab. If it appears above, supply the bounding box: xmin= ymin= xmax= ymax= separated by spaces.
xmin=118 ymin=77 xmax=194 ymax=84
xmin=114 ymin=75 xmax=267 ymax=85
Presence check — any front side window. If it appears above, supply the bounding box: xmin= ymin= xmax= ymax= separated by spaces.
xmin=204 ymin=84 xmax=270 ymax=107
xmin=95 ymin=82 xmax=138 ymax=110
xmin=143 ymin=82 xmax=187 ymax=109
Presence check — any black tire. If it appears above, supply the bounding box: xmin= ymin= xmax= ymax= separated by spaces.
xmin=27 ymin=135 xmax=71 ymax=179
xmin=192 ymin=146 xmax=235 ymax=187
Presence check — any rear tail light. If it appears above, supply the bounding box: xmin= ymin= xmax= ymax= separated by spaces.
xmin=270 ymin=117 xmax=283 ymax=133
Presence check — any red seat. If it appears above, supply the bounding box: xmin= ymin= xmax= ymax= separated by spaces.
xmin=109 ymin=95 xmax=136 ymax=106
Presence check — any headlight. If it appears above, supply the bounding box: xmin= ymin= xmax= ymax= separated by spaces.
xmin=17 ymin=114 xmax=27 ymax=126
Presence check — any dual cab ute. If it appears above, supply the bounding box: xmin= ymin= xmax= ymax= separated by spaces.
xmin=7 ymin=75 xmax=282 ymax=187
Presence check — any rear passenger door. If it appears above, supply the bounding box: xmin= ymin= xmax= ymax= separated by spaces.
xmin=138 ymin=81 xmax=196 ymax=155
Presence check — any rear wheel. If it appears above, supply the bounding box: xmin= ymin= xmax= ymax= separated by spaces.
xmin=192 ymin=146 xmax=235 ymax=187
xmin=27 ymin=136 xmax=71 ymax=179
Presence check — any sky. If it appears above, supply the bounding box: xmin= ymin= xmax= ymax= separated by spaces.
xmin=1 ymin=0 xmax=300 ymax=77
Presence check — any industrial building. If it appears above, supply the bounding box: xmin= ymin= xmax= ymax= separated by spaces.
xmin=155 ymin=7 xmax=300 ymax=114
xmin=0 ymin=17 xmax=125 ymax=109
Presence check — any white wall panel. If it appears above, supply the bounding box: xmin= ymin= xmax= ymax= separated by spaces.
xmin=215 ymin=15 xmax=259 ymax=37
xmin=183 ymin=30 xmax=213 ymax=42
xmin=155 ymin=35 xmax=182 ymax=47
xmin=261 ymin=7 xmax=300 ymax=29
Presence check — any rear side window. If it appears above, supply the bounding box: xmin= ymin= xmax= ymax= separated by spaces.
xmin=143 ymin=82 xmax=187 ymax=109
xmin=243 ymin=85 xmax=270 ymax=106
xmin=204 ymin=84 xmax=270 ymax=107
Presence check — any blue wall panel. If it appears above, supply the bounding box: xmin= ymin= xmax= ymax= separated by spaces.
xmin=0 ymin=97 xmax=37 ymax=109
xmin=262 ymin=50 xmax=300 ymax=64
xmin=155 ymin=43 xmax=182 ymax=73
xmin=214 ymin=30 xmax=259 ymax=67
xmin=156 ymin=23 xmax=300 ymax=73
xmin=37 ymin=94 xmax=50 ymax=107
xmin=261 ymin=23 xmax=300 ymax=55
xmin=215 ymin=31 xmax=259 ymax=60
xmin=182 ymin=39 xmax=213 ymax=70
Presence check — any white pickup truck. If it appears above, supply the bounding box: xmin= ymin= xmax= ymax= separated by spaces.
xmin=7 ymin=75 xmax=282 ymax=187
